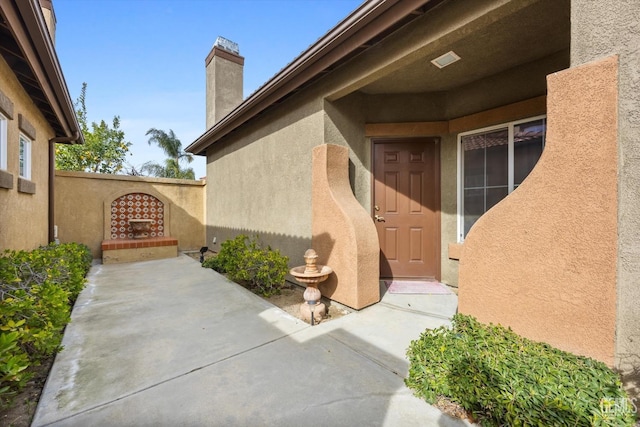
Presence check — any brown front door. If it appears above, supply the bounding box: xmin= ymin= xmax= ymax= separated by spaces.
xmin=374 ymin=138 xmax=440 ymax=279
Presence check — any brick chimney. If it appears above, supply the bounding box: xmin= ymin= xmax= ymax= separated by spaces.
xmin=205 ymin=36 xmax=244 ymax=129
xmin=39 ymin=0 xmax=56 ymax=44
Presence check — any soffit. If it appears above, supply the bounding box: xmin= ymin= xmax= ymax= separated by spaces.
xmin=359 ymin=0 xmax=570 ymax=95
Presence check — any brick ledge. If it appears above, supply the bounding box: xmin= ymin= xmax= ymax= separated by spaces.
xmin=101 ymin=236 xmax=178 ymax=251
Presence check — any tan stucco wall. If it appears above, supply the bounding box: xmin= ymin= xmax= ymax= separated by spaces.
xmin=459 ymin=56 xmax=619 ymax=365
xmin=206 ymin=91 xmax=325 ymax=268
xmin=54 ymin=171 xmax=205 ymax=259
xmin=0 ymin=55 xmax=55 ymax=252
xmin=571 ymin=0 xmax=640 ymax=387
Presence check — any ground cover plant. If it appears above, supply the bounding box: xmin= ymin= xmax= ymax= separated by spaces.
xmin=0 ymin=243 xmax=92 ymax=408
xmin=406 ymin=314 xmax=636 ymax=426
xmin=202 ymin=235 xmax=289 ymax=297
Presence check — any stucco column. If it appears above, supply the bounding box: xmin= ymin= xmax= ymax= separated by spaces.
xmin=312 ymin=144 xmax=380 ymax=310
xmin=571 ymin=0 xmax=640 ymax=384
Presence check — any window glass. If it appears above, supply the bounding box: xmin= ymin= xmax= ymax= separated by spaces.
xmin=0 ymin=114 xmax=6 ymax=170
xmin=514 ymin=118 xmax=545 ymax=186
xmin=460 ymin=117 xmax=545 ymax=239
xmin=463 ymin=188 xmax=484 ymax=237
xmin=19 ymin=134 xmax=31 ymax=179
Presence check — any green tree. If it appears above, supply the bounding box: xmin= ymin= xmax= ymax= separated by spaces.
xmin=55 ymin=83 xmax=131 ymax=174
xmin=141 ymin=128 xmax=195 ymax=179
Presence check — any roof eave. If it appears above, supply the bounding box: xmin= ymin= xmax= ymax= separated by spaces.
xmin=3 ymin=0 xmax=83 ymax=144
xmin=186 ymin=0 xmax=430 ymax=156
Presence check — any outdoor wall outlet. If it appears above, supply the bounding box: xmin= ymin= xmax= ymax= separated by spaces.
xmin=213 ymin=237 xmax=217 ymax=244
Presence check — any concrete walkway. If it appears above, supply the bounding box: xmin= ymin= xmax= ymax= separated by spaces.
xmin=32 ymin=255 xmax=472 ymax=427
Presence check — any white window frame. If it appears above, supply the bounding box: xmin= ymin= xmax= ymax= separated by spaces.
xmin=0 ymin=113 xmax=7 ymax=170
xmin=19 ymin=133 xmax=32 ymax=179
xmin=457 ymin=115 xmax=546 ymax=242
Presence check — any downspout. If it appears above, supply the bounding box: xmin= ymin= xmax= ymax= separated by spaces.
xmin=48 ymin=132 xmax=80 ymax=243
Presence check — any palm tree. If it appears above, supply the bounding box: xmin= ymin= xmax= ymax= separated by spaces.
xmin=142 ymin=128 xmax=195 ymax=179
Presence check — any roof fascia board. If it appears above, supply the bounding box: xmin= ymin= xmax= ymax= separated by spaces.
xmin=2 ymin=0 xmax=82 ymax=143
xmin=187 ymin=0 xmax=430 ymax=155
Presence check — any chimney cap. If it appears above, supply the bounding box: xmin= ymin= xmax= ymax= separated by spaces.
xmin=214 ymin=36 xmax=239 ymax=55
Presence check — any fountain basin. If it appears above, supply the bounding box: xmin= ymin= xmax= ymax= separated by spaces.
xmin=289 ymin=265 xmax=332 ymax=285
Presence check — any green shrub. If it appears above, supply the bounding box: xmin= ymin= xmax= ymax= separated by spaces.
xmin=202 ymin=234 xmax=248 ymax=274
xmin=0 ymin=332 xmax=30 ymax=398
xmin=203 ymin=235 xmax=289 ymax=297
xmin=0 ymin=242 xmax=92 ymax=404
xmin=406 ymin=314 xmax=636 ymax=426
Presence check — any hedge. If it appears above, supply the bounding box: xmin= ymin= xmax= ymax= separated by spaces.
xmin=0 ymin=243 xmax=92 ymax=404
xmin=406 ymin=314 xmax=636 ymax=426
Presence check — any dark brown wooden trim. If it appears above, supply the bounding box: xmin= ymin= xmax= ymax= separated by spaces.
xmin=364 ymin=96 xmax=547 ymax=138
xmin=18 ymin=113 xmax=36 ymax=140
xmin=0 ymin=169 xmax=13 ymax=189
xmin=365 ymin=121 xmax=448 ymax=137
xmin=205 ymin=46 xmax=244 ymax=67
xmin=449 ymin=96 xmax=546 ymax=134
xmin=0 ymin=89 xmax=14 ymax=119
xmin=39 ymin=0 xmax=53 ymax=11
xmin=17 ymin=177 xmax=35 ymax=194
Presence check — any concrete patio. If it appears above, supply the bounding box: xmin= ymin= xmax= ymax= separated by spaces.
xmin=32 ymin=254 xmax=471 ymax=426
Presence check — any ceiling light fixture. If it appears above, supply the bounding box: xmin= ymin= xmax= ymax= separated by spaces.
xmin=431 ymin=51 xmax=461 ymax=69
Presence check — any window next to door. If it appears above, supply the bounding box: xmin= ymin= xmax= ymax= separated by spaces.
xmin=458 ymin=116 xmax=546 ymax=240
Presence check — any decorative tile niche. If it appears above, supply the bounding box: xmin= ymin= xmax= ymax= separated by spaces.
xmin=110 ymin=193 xmax=165 ymax=240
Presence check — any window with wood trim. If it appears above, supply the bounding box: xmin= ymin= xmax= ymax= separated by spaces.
xmin=0 ymin=113 xmax=7 ymax=170
xmin=19 ymin=133 xmax=31 ymax=179
xmin=458 ymin=116 xmax=546 ymax=240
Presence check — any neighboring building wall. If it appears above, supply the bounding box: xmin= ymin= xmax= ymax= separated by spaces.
xmin=571 ymin=0 xmax=640 ymax=385
xmin=0 ymin=55 xmax=55 ymax=252
xmin=54 ymin=171 xmax=205 ymax=258
xmin=458 ymin=56 xmax=619 ymax=365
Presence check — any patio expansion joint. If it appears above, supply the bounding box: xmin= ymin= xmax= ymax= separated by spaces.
xmin=324 ymin=333 xmax=405 ymax=378
xmin=36 ymin=330 xmax=304 ymax=427
xmin=377 ymin=301 xmax=453 ymax=320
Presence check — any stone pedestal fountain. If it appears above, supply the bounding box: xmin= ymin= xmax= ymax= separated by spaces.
xmin=290 ymin=249 xmax=332 ymax=325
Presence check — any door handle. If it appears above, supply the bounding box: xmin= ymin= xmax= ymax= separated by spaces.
xmin=374 ymin=215 xmax=385 ymax=222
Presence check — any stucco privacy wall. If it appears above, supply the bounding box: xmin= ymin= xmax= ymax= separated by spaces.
xmin=312 ymin=144 xmax=379 ymax=310
xmin=459 ymin=56 xmax=618 ymax=365
xmin=0 ymin=55 xmax=53 ymax=252
xmin=54 ymin=171 xmax=205 ymax=259
xmin=571 ymin=0 xmax=640 ymax=387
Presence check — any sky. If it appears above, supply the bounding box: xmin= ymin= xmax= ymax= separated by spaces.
xmin=54 ymin=0 xmax=363 ymax=178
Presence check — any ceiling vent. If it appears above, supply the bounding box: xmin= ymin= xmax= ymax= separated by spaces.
xmin=431 ymin=51 xmax=460 ymax=69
